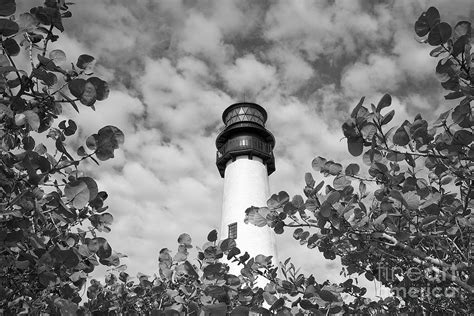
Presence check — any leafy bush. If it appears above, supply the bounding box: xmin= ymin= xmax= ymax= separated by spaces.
xmin=246 ymin=6 xmax=473 ymax=315
xmin=1 ymin=1 xmax=472 ymax=315
xmin=0 ymin=0 xmax=124 ymax=314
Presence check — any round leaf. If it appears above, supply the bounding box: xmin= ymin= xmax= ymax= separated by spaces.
xmin=245 ymin=206 xmax=269 ymax=227
xmin=86 ymin=134 xmax=97 ymax=150
xmin=95 ymin=126 xmax=125 ymax=161
xmin=453 ymin=130 xmax=473 ymax=146
xmin=95 ymin=237 xmax=112 ymax=259
xmin=68 ymin=79 xmax=86 ymax=98
xmin=64 ymin=177 xmax=97 ymax=209
xmin=219 ymin=238 xmax=236 ymax=252
xmin=80 ymin=81 xmax=97 ymax=106
xmin=207 ymin=229 xmax=218 ymax=242
xmin=387 ymin=151 xmax=405 ymax=162
xmin=100 ymin=213 xmax=113 ymax=225
xmin=76 ymin=146 xmax=87 ymax=156
xmin=347 ymin=137 xmax=363 ymax=156
xmin=326 ymin=191 xmax=341 ymax=205
xmin=345 ymin=163 xmax=360 ymax=176
xmin=49 ymin=49 xmax=66 ymax=65
xmin=361 ymin=123 xmax=377 ymax=140
xmin=453 ymin=21 xmax=471 ymax=42
xmin=0 ymin=18 xmax=19 ymax=36
xmin=87 ymin=77 xmax=109 ymax=101
xmin=18 ymin=12 xmax=35 ymax=30
xmin=22 ymin=136 xmax=35 ymax=151
xmin=76 ymin=54 xmax=95 ymax=69
xmin=270 ymin=297 xmax=285 ymax=311
xmin=428 ymin=22 xmax=452 ymax=46
xmin=425 ymin=7 xmax=440 ymax=28
xmin=319 ymin=290 xmax=337 ymax=302
xmin=415 ymin=15 xmax=430 ymax=37
xmin=80 ymin=177 xmax=98 ymax=201
xmin=0 ymin=0 xmax=16 ymax=16
xmin=311 ymin=156 xmax=327 ymax=171
xmin=324 ymin=161 xmax=343 ymax=175
xmin=32 ymin=68 xmax=57 ymax=86
xmin=23 ymin=110 xmax=40 ymax=131
xmin=393 ymin=126 xmax=410 ymax=146
xmin=305 ymin=172 xmax=315 ymax=187
xmin=293 ymin=228 xmax=303 ymax=240
xmin=178 ymin=233 xmax=192 ymax=246
xmin=65 ymin=180 xmax=89 ymax=209
xmin=3 ymin=38 xmax=20 ymax=56
xmin=376 ymin=94 xmax=391 ymax=112
xmin=333 ymin=175 xmax=351 ymax=190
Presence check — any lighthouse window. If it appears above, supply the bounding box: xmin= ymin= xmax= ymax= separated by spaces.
xmin=228 ymin=222 xmax=237 ymax=239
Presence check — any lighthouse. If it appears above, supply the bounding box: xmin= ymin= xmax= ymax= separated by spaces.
xmin=216 ymin=102 xmax=277 ymax=270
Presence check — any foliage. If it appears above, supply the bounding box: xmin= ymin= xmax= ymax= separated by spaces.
xmin=246 ymin=6 xmax=473 ymax=315
xmin=0 ymin=0 xmax=125 ymax=314
xmin=84 ymin=7 xmax=474 ymax=315
xmin=85 ymin=230 xmax=350 ymax=316
xmin=1 ymin=2 xmax=472 ymax=316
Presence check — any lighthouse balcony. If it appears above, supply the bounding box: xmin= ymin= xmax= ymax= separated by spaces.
xmin=216 ymin=137 xmax=275 ymax=177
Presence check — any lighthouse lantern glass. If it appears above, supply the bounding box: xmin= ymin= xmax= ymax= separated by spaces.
xmin=224 ymin=106 xmax=265 ymax=126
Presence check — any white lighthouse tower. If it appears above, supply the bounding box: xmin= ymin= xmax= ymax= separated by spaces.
xmin=216 ymin=102 xmax=277 ymax=271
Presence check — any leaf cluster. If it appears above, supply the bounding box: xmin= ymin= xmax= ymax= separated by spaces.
xmin=245 ymin=6 xmax=473 ymax=315
xmin=0 ymin=0 xmax=125 ymax=314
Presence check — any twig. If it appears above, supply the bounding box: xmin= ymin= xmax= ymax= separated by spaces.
xmin=372 ymin=232 xmax=473 ymax=293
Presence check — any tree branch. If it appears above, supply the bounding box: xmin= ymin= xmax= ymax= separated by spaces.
xmin=372 ymin=232 xmax=473 ymax=293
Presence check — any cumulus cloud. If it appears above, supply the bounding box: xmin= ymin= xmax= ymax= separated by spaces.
xmin=223 ymin=54 xmax=277 ymax=95
xmin=179 ymin=12 xmax=230 ymax=64
xmin=267 ymin=47 xmax=315 ymax=93
xmin=341 ymin=54 xmax=405 ymax=97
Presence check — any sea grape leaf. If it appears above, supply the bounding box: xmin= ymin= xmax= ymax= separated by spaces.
xmin=452 ymin=21 xmax=471 ymax=42
xmin=87 ymin=77 xmax=109 ymax=101
xmin=77 ymin=54 xmax=95 ymax=69
xmin=178 ymin=233 xmax=192 ymax=246
xmin=245 ymin=206 xmax=269 ymax=227
xmin=0 ymin=18 xmax=19 ymax=36
xmin=23 ymin=110 xmax=40 ymax=131
xmin=312 ymin=156 xmax=327 ymax=171
xmin=427 ymin=22 xmax=452 ymax=46
xmin=324 ymin=161 xmax=342 ymax=176
xmin=95 ymin=126 xmax=125 ymax=161
xmin=207 ymin=229 xmax=218 ymax=242
xmin=345 ymin=163 xmax=360 ymax=176
xmin=80 ymin=81 xmax=96 ymax=106
xmin=305 ymin=172 xmax=315 ymax=187
xmin=32 ymin=68 xmax=57 ymax=86
xmin=49 ymin=49 xmax=66 ymax=65
xmin=393 ymin=126 xmax=410 ymax=146
xmin=381 ymin=110 xmax=395 ymax=125
xmin=68 ymin=79 xmax=86 ymax=98
xmin=219 ymin=238 xmax=236 ymax=252
xmin=425 ymin=7 xmax=440 ymax=28
xmin=64 ymin=177 xmax=98 ymax=209
xmin=376 ymin=94 xmax=392 ymax=112
xmin=347 ymin=136 xmax=364 ymax=156
xmin=0 ymin=0 xmax=16 ymax=16
xmin=3 ymin=38 xmax=20 ymax=56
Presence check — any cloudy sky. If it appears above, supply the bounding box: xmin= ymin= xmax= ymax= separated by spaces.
xmin=21 ymin=0 xmax=472 ymax=295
